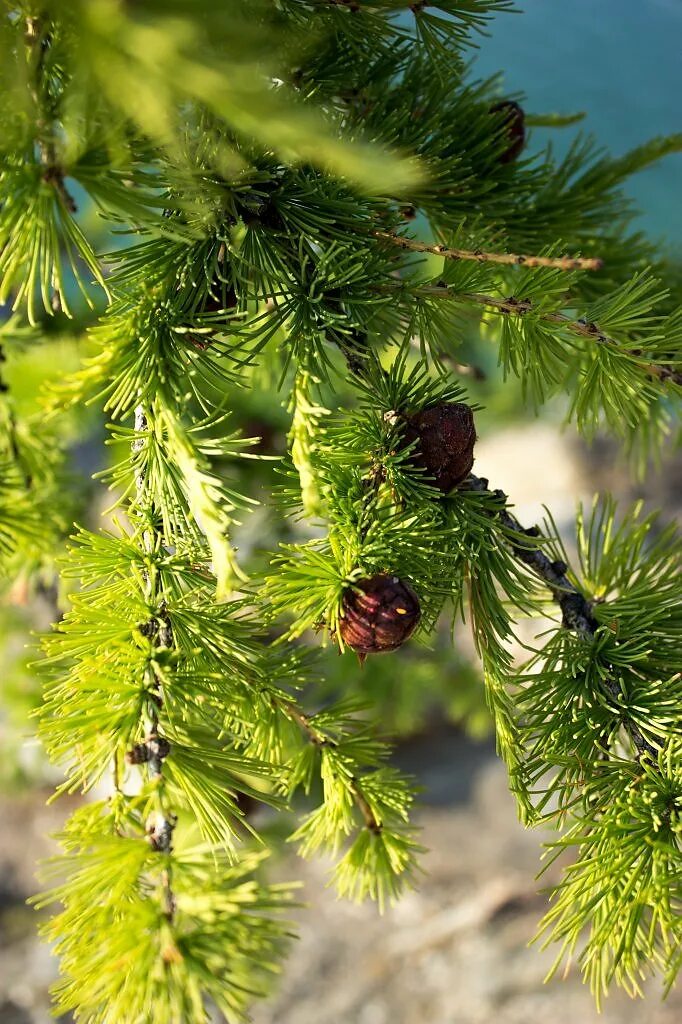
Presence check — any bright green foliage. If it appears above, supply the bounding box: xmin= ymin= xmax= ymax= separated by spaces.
xmin=516 ymin=500 xmax=682 ymax=996
xmin=537 ymin=748 xmax=682 ymax=1004
xmin=0 ymin=337 xmax=72 ymax=574
xmin=0 ymin=1 xmax=681 ymax=1021
xmin=35 ymin=802 xmax=297 ymax=1023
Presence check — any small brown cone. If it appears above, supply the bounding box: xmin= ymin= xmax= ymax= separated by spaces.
xmin=339 ymin=574 xmax=421 ymax=657
xmin=489 ymin=100 xmax=526 ymax=164
xmin=403 ymin=402 xmax=476 ymax=493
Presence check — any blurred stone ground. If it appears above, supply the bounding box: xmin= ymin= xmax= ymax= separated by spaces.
xmin=1 ymin=425 xmax=680 ymax=1023
xmin=0 ymin=793 xmax=76 ymax=1024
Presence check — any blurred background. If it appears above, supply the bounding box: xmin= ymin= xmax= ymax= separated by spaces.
xmin=1 ymin=1 xmax=681 ymax=1021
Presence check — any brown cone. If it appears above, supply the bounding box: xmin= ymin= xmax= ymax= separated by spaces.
xmin=339 ymin=574 xmax=421 ymax=656
xmin=403 ymin=402 xmax=476 ymax=493
xmin=489 ymin=100 xmax=526 ymax=164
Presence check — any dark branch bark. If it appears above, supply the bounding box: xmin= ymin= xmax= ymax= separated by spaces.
xmin=464 ymin=474 xmax=658 ymax=760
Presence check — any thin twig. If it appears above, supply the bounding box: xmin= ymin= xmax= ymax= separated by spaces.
xmin=398 ymin=283 xmax=682 ymax=387
xmin=464 ymin=474 xmax=658 ymax=760
xmin=281 ymin=701 xmax=329 ymax=746
xmin=374 ymin=229 xmax=604 ymax=272
xmin=281 ymin=700 xmax=382 ymax=833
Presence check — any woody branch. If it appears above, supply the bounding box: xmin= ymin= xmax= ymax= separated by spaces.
xmin=374 ymin=229 xmax=604 ymax=272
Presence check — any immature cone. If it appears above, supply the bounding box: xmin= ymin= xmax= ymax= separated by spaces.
xmin=489 ymin=99 xmax=526 ymax=164
xmin=403 ymin=402 xmax=476 ymax=493
xmin=202 ymin=280 xmax=237 ymax=314
xmin=340 ymin=574 xmax=421 ymax=657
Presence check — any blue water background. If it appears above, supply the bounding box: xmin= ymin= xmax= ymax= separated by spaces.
xmin=473 ymin=0 xmax=682 ymax=252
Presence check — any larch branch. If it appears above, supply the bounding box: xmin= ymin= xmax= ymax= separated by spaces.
xmin=464 ymin=473 xmax=659 ymax=760
xmin=282 ymin=700 xmax=382 ymax=833
xmin=374 ymin=229 xmax=604 ymax=272
xmin=128 ymin=404 xmax=177 ymax=915
xmin=405 ymin=283 xmax=682 ymax=387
